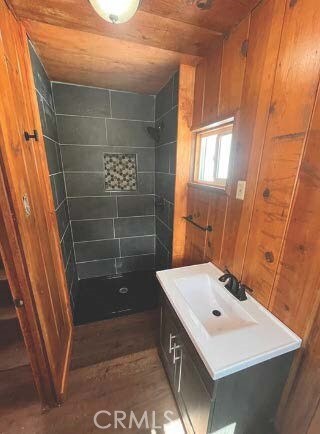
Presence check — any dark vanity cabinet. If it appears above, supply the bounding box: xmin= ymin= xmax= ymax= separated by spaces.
xmin=159 ymin=292 xmax=294 ymax=434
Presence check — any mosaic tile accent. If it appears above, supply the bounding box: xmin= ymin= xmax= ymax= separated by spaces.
xmin=104 ymin=153 xmax=137 ymax=191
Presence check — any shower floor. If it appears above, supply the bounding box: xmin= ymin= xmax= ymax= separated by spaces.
xmin=73 ymin=270 xmax=160 ymax=325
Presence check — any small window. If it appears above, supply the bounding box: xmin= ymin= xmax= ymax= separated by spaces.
xmin=194 ymin=123 xmax=233 ymax=188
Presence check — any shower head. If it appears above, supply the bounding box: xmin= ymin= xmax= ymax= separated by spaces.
xmin=146 ymin=122 xmax=164 ymax=143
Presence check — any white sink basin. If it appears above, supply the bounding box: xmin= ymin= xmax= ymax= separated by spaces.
xmin=174 ymin=274 xmax=257 ymax=336
xmin=157 ymin=262 xmax=301 ymax=380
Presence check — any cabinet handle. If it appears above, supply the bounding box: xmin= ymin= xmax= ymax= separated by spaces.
xmin=177 ymin=349 xmax=183 ymax=393
xmin=169 ymin=333 xmax=176 ymax=354
xmin=173 ymin=344 xmax=181 ymax=364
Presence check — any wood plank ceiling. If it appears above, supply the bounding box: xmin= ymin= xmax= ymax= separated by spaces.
xmin=8 ymin=0 xmax=260 ymax=93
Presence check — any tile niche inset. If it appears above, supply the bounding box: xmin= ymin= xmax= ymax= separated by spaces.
xmin=104 ymin=153 xmax=138 ymax=192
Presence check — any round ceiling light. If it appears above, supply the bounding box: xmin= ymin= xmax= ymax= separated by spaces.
xmin=88 ymin=0 xmax=140 ymax=24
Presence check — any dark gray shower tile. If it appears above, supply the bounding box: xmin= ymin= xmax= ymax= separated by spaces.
xmin=169 ymin=142 xmax=177 ymax=174
xmin=116 ymin=254 xmax=155 ymax=274
xmin=53 ymin=173 xmax=66 ymax=206
xmin=156 ymin=218 xmax=173 ymax=252
xmin=44 ymin=137 xmax=61 ymax=175
xmin=117 ymin=195 xmax=154 ymax=217
xmin=75 ymin=239 xmax=120 ymax=262
xmin=57 ymin=115 xmax=107 ymax=145
xmin=43 ymin=100 xmax=58 ymax=142
xmin=168 ymin=202 xmax=174 ymax=230
xmin=28 ymin=41 xmax=53 ymax=108
xmin=156 ymin=78 xmax=173 ymax=120
xmin=120 ymin=236 xmax=155 ymax=257
xmin=50 ymin=176 xmax=58 ymax=209
xmin=155 ymin=144 xmax=170 ymax=173
xmin=114 ymin=216 xmax=155 ymax=238
xmin=137 ymin=173 xmax=155 ymax=194
xmin=106 ymin=119 xmax=154 ymax=148
xmin=65 ymin=172 xmax=107 ymax=197
xmin=155 ymin=197 xmax=170 ymax=226
xmin=110 ymin=91 xmax=155 ymax=121
xmin=66 ymin=254 xmax=77 ymax=294
xmin=61 ymin=225 xmax=73 ymax=268
xmin=56 ymin=200 xmax=69 ymax=240
xmin=36 ymin=92 xmax=47 ymax=133
xmin=155 ymin=173 xmax=175 ymax=203
xmin=68 ymin=197 xmax=117 ymax=220
xmin=172 ymin=71 xmax=179 ymax=107
xmin=72 ymin=219 xmax=114 ymax=242
xmin=156 ymin=238 xmax=170 ymax=270
xmin=77 ymin=259 xmax=116 ymax=279
xmin=61 ymin=146 xmax=105 ymax=172
xmin=157 ymin=106 xmax=178 ymax=146
xmin=53 ymin=83 xmax=110 ymax=117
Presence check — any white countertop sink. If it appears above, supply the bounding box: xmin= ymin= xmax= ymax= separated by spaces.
xmin=157 ymin=262 xmax=301 ymax=380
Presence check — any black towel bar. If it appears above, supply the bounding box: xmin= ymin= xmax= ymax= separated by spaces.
xmin=182 ymin=215 xmax=213 ymax=232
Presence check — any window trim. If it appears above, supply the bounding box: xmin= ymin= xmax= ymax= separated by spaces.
xmin=193 ymin=122 xmax=233 ymax=189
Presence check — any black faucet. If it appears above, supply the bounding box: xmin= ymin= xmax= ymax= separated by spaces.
xmin=218 ymin=270 xmax=250 ymax=301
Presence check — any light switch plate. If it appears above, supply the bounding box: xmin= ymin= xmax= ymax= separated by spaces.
xmin=236 ymin=180 xmax=246 ymax=200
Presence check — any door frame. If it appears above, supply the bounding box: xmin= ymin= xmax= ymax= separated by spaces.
xmin=0 ymin=156 xmax=57 ymax=407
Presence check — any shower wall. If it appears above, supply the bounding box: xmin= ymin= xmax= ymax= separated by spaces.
xmin=28 ymin=41 xmax=78 ymax=308
xmin=51 ymin=83 xmax=156 ymax=279
xmin=155 ymin=72 xmax=179 ymax=269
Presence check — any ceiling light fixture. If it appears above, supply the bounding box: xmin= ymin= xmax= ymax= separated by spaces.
xmin=188 ymin=0 xmax=214 ymax=10
xmin=88 ymin=0 xmax=140 ymax=24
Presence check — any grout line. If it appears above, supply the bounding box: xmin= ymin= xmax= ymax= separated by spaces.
xmin=109 ymin=89 xmax=113 ymax=118
xmin=155 ymin=140 xmax=177 ymax=148
xmin=155 ymin=104 xmax=178 ymax=123
xmin=51 ymin=80 xmax=156 ymax=97
xmin=56 ymin=113 xmax=154 ymax=122
xmin=115 ymin=196 xmax=119 ymax=217
xmin=155 ymin=215 xmax=173 ymax=232
xmin=49 ymin=171 xmax=64 ymax=177
xmin=156 ymin=236 xmax=170 ymax=254
xmin=67 ymin=194 xmax=154 ymax=199
xmin=105 ymin=117 xmax=108 ymax=146
xmin=43 ymin=135 xmax=60 ymax=145
xmin=76 ymin=253 xmax=156 ymax=265
xmin=59 ymin=144 xmax=155 ymax=149
xmin=60 ymin=221 xmax=70 ymax=243
xmin=73 ymin=234 xmax=156 ymax=244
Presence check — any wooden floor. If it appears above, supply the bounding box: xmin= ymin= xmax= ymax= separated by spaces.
xmin=0 ymin=281 xmax=29 ymax=371
xmin=0 ymin=310 xmax=185 ymax=434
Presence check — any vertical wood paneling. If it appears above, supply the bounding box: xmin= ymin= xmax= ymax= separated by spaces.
xmin=241 ymin=0 xmax=320 ymax=306
xmin=222 ymin=0 xmax=287 ymax=276
xmin=218 ymin=15 xmax=250 ymax=118
xmin=277 ymin=304 xmax=320 ymax=434
xmin=0 ymin=0 xmax=73 ymax=404
xmin=270 ymin=86 xmax=320 ymax=337
xmin=202 ymin=39 xmax=223 ymax=125
xmin=192 ymin=58 xmax=206 ymax=129
xmin=204 ymin=191 xmax=228 ymax=266
xmin=172 ymin=64 xmax=196 ymax=267
xmin=184 ymin=187 xmax=210 ymax=265
xmin=307 ymin=403 xmax=320 ymax=434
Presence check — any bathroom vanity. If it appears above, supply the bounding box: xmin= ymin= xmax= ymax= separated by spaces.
xmin=157 ymin=263 xmax=301 ymax=434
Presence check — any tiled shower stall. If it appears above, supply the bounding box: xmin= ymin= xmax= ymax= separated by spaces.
xmin=29 ymin=41 xmax=178 ymax=316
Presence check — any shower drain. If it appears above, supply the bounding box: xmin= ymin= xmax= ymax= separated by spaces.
xmin=119 ymin=287 xmax=129 ymax=294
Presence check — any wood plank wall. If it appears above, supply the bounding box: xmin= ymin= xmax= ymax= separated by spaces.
xmin=176 ymin=0 xmax=320 ymax=433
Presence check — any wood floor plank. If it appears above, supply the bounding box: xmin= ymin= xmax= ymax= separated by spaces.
xmin=0 ymin=349 xmax=184 ymax=434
